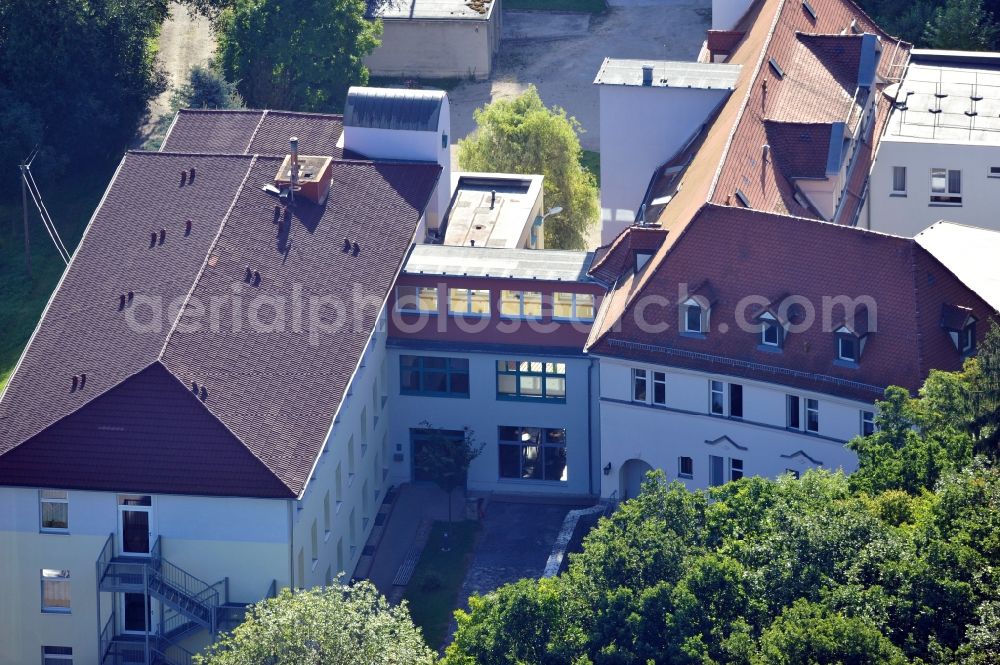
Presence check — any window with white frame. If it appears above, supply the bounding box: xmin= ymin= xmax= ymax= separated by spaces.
xmin=448 ymin=288 xmax=491 ymax=316
xmin=710 ymin=380 xmax=724 ymax=414
xmin=42 ymin=646 xmax=73 ymax=665
xmin=861 ymin=410 xmax=875 ymax=436
xmin=632 ymin=368 xmax=647 ymax=402
xmin=930 ymin=168 xmax=961 ymax=204
xmin=990 ymin=166 xmax=1000 ymax=178
xmin=787 ymin=395 xmax=801 ymax=429
xmin=497 ymin=360 xmax=566 ymax=401
xmin=785 ymin=468 xmax=801 ymax=479
xmin=678 ymin=456 xmax=694 ymax=479
xmin=684 ymin=303 xmax=703 ymax=333
xmin=41 ymin=569 xmax=70 ymax=613
xmin=891 ymin=166 xmax=906 ymax=194
xmin=553 ymin=292 xmax=595 ymax=321
xmin=806 ymin=398 xmax=820 ymax=433
xmin=396 ymin=285 xmax=438 ymax=313
xmin=962 ymin=321 xmax=976 ymax=354
xmin=709 ymin=456 xmax=743 ymax=486
xmin=500 ymin=290 xmax=542 ymax=318
xmin=39 ymin=490 xmax=68 ymax=532
xmin=761 ymin=318 xmax=782 ymax=347
xmin=652 ymin=371 xmax=666 ymax=405
xmin=837 ymin=335 xmax=858 ymax=362
xmin=730 ymin=458 xmax=744 ymax=481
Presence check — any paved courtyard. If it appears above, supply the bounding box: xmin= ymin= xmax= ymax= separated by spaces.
xmin=449 ymin=0 xmax=712 ymax=155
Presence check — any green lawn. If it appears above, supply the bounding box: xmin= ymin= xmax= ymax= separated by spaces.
xmin=0 ymin=158 xmax=120 ymax=392
xmin=581 ymin=149 xmax=600 ymax=185
xmin=505 ymin=0 xmax=606 ymax=12
xmin=402 ymin=520 xmax=480 ymax=650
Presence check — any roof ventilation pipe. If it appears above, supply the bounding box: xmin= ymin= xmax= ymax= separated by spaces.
xmin=290 ymin=136 xmax=300 ymax=201
xmin=642 ymin=64 xmax=654 ymax=86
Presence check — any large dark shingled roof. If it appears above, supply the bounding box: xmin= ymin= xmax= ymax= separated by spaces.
xmin=0 ymin=117 xmax=440 ymax=497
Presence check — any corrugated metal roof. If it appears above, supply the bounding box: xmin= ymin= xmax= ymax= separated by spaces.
xmin=404 ymin=244 xmax=595 ymax=281
xmin=343 ymin=87 xmax=444 ymax=132
xmin=593 ymin=58 xmax=741 ymax=89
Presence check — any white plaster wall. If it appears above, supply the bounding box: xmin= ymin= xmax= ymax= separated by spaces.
xmin=712 ymin=0 xmax=754 ymax=30
xmin=868 ymin=139 xmax=1000 ymax=235
xmin=292 ymin=317 xmax=393 ymax=588
xmin=364 ymin=16 xmax=497 ymax=81
xmin=386 ymin=348 xmax=599 ymax=497
xmin=599 ymin=85 xmax=729 ymax=244
xmin=0 ymin=488 xmax=289 ymax=665
xmin=343 ymin=98 xmax=451 ymax=230
xmin=597 ymin=358 xmax=870 ymax=498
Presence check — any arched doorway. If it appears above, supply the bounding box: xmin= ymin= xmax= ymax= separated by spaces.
xmin=619 ymin=459 xmax=654 ymax=500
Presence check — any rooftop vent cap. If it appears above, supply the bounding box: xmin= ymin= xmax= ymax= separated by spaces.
xmin=159 ymin=229 xmax=166 ymax=245
xmin=642 ymin=64 xmax=654 ymax=86
xmin=180 ymin=171 xmax=187 ymax=186
xmin=343 ymin=238 xmax=351 ymax=253
xmin=189 ymin=167 xmax=196 ymax=183
xmin=71 ymin=376 xmax=78 ymax=392
xmin=184 ymin=220 xmax=192 ymax=236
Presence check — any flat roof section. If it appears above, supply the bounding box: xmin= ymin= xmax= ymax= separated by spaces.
xmin=593 ymin=58 xmax=741 ymax=89
xmin=442 ymin=173 xmax=543 ymax=249
xmin=367 ymin=0 xmax=495 ymax=20
xmin=885 ymin=57 xmax=1000 ymax=145
xmin=405 ymin=244 xmax=596 ymax=282
xmin=915 ymin=221 xmax=1000 ymax=311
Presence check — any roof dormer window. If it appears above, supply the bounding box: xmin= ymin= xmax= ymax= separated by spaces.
xmin=635 ymin=250 xmax=653 ymax=273
xmin=940 ymin=304 xmax=977 ymax=356
xmin=762 ymin=318 xmax=782 ymax=347
xmin=837 ymin=334 xmax=857 ymax=362
xmin=685 ymin=303 xmax=703 ymax=333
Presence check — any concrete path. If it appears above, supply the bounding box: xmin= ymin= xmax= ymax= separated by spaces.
xmin=134 ymin=1 xmax=215 ymax=148
xmin=365 ymin=484 xmax=468 ymax=600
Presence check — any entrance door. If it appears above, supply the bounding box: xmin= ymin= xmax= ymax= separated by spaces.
xmin=117 ymin=495 xmax=154 ymax=556
xmin=121 ymin=593 xmax=152 ymax=634
xmin=619 ymin=459 xmax=654 ymax=500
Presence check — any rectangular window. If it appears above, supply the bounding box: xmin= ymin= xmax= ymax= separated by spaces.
xmin=806 ymin=398 xmax=820 ymax=433
xmin=553 ymin=292 xmax=596 ymax=321
xmin=729 ymin=384 xmax=743 ymax=418
xmin=497 ymin=360 xmax=566 ymax=401
xmin=930 ymin=168 xmax=961 ymax=204
xmin=678 ymin=456 xmax=693 ymax=479
xmin=310 ymin=521 xmax=318 ymax=563
xmin=785 ymin=468 xmax=801 ymax=479
xmin=652 ymin=371 xmax=666 ymax=406
xmin=396 ymin=285 xmax=438 ymax=313
xmin=762 ymin=321 xmax=781 ymax=347
xmin=787 ymin=395 xmax=801 ymax=429
xmin=42 ymin=646 xmax=73 ymax=665
xmin=498 ymin=427 xmax=567 ymax=482
xmin=709 ymin=455 xmax=725 ymax=486
xmin=838 ymin=336 xmax=857 ymax=362
xmin=710 ymin=380 xmax=725 ymax=415
xmin=41 ymin=569 xmax=70 ymax=613
xmin=631 ymin=368 xmax=647 ymax=402
xmin=861 ymin=410 xmax=875 ymax=436
xmin=730 ymin=458 xmax=744 ymax=481
xmin=963 ymin=324 xmax=976 ymax=353
xmin=39 ymin=490 xmax=68 ymax=532
xmin=891 ymin=166 xmax=906 ymax=193
xmin=685 ymin=304 xmax=703 ymax=333
xmin=990 ymin=166 xmax=1000 ymax=178
xmin=399 ymin=355 xmax=469 ymax=397
xmin=448 ymin=288 xmax=491 ymax=316
xmin=500 ymin=290 xmax=543 ymax=318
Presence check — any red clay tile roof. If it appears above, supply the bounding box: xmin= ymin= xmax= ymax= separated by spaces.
xmin=587 ymin=204 xmax=995 ymax=401
xmin=0 ymin=146 xmax=439 ymax=497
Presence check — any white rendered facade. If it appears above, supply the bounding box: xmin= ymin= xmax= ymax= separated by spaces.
xmin=0 ymin=318 xmax=393 ymax=665
xmin=596 ymin=357 xmax=871 ymax=499
xmin=385 ymin=346 xmax=601 ymax=498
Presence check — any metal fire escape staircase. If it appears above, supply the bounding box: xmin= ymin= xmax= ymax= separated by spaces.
xmin=96 ymin=533 xmax=274 ymax=665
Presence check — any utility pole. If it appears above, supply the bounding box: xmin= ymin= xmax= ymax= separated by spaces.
xmin=20 ymin=163 xmax=30 ymax=277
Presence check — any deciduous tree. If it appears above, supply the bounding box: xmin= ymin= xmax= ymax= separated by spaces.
xmin=458 ymin=86 xmax=599 ymax=249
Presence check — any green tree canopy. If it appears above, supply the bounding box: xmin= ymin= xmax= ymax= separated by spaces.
xmin=0 ymin=0 xmax=167 ymax=184
xmin=923 ymin=0 xmax=998 ymax=50
xmin=216 ymin=0 xmax=381 ymax=112
xmin=172 ymin=63 xmax=245 ymax=111
xmin=195 ymin=582 xmax=436 ymax=665
xmin=458 ymin=86 xmax=599 ymax=249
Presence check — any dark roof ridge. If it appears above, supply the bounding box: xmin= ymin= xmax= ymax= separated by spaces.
xmin=132 ymin=149 xmax=257 ymax=159
xmin=177 ymin=108 xmax=344 ymax=120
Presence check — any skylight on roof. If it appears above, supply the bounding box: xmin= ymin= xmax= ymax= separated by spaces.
xmin=768 ymin=57 xmax=785 ymax=79
xmin=735 ymin=189 xmax=751 ymax=207
xmin=802 ymin=0 xmax=817 ymax=20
